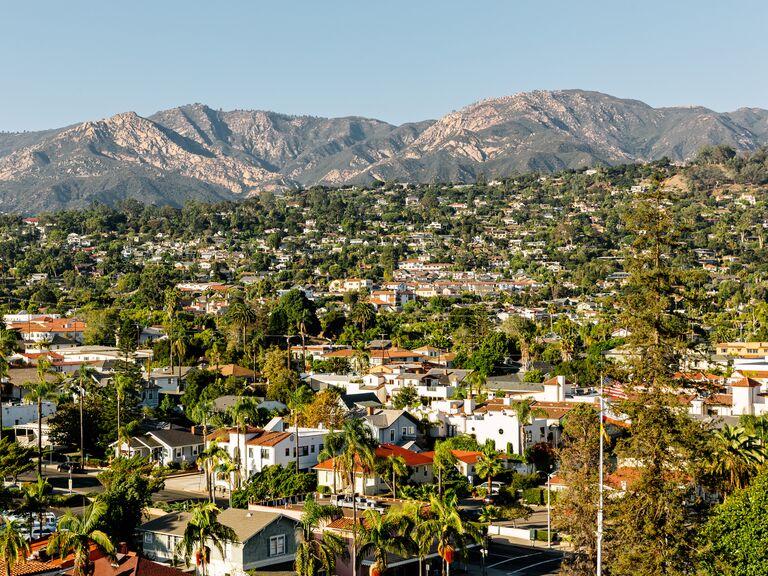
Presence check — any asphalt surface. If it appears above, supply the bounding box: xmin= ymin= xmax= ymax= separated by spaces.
xmin=460 ymin=542 xmax=563 ymax=576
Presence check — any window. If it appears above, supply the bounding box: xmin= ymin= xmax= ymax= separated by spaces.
xmin=285 ymin=448 xmax=290 ymax=457
xmin=402 ymin=426 xmax=407 ymax=436
xmin=319 ymin=443 xmax=324 ymax=451
xmin=269 ymin=534 xmax=286 ymax=557
xmin=390 ymin=430 xmax=395 ymax=441
xmin=499 ymin=429 xmax=504 ymax=435
xmin=261 ymin=448 xmax=269 ymax=459
xmin=249 ymin=448 xmax=254 ymax=458
xmin=310 ymin=444 xmax=315 ymax=453
xmin=300 ymin=446 xmax=309 ymax=457
xmin=143 ymin=532 xmax=153 ymax=544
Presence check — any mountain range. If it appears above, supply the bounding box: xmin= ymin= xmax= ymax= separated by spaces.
xmin=2 ymin=89 xmax=768 ymax=213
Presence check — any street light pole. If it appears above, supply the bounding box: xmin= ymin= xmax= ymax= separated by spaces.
xmin=480 ymin=547 xmax=488 ymax=576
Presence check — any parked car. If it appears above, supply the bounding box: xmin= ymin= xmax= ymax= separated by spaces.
xmin=56 ymin=462 xmax=84 ymax=473
xmin=490 ymin=481 xmax=506 ymax=495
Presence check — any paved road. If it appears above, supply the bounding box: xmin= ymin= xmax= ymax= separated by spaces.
xmin=457 ymin=541 xmax=563 ymax=576
xmin=18 ymin=469 xmax=211 ymax=506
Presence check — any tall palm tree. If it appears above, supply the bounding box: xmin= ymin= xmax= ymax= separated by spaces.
xmin=475 ymin=440 xmax=504 ymax=495
xmin=227 ymin=397 xmax=259 ymax=486
xmin=114 ymin=371 xmax=133 ymax=447
xmin=294 ymin=495 xmax=347 ymax=576
xmin=425 ymin=491 xmax=482 ymax=576
xmin=171 ymin=326 xmax=188 ymax=385
xmin=47 ymin=500 xmax=115 ymax=576
xmin=433 ymin=440 xmax=457 ymax=497
xmin=0 ymin=357 xmax=9 ymax=443
xmin=511 ymin=399 xmax=547 ymax=456
xmin=198 ymin=441 xmax=230 ymax=503
xmin=75 ymin=362 xmax=98 ymax=465
xmin=402 ymin=502 xmax=435 ymax=576
xmin=24 ymin=358 xmax=58 ymax=477
xmin=340 ymin=418 xmax=376 ymax=495
xmin=0 ymin=323 xmax=21 ymax=442
xmin=226 ymin=301 xmax=257 ymax=348
xmin=165 ymin=288 xmax=181 ymax=378
xmin=18 ymin=474 xmax=52 ymax=540
xmin=0 ymin=516 xmax=30 ymax=576
xmin=288 ymin=385 xmax=313 ymax=473
xmin=318 ymin=431 xmax=345 ymax=495
xmin=375 ymin=454 xmax=408 ymax=499
xmin=706 ymin=424 xmax=766 ymax=497
xmin=350 ymin=302 xmax=376 ymax=334
xmin=176 ymin=502 xmax=238 ymax=576
xmin=357 ymin=508 xmax=416 ymax=575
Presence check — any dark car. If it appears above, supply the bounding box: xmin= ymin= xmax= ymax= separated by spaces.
xmin=56 ymin=462 xmax=84 ymax=473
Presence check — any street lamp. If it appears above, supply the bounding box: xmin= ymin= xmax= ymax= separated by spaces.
xmin=425 ymin=562 xmax=431 ymax=576
xmin=480 ymin=547 xmax=488 ymax=576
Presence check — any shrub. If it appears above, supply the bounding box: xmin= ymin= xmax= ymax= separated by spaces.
xmin=166 ymin=461 xmax=181 ymax=471
xmin=318 ymin=485 xmax=331 ymax=495
xmin=522 ymin=488 xmax=543 ymax=505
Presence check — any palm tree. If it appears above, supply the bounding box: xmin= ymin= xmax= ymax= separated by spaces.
xmin=215 ymin=460 xmax=240 ymax=507
xmin=350 ymin=301 xmax=376 ymax=333
xmin=288 ymin=385 xmax=313 ymax=473
xmin=198 ymin=441 xmax=230 ymax=503
xmin=478 ymin=504 xmax=501 ymax=524
xmin=47 ymin=500 xmax=115 ymax=576
xmin=433 ymin=440 xmax=457 ymax=497
xmin=402 ymin=501 xmax=435 ymax=576
xmin=176 ymin=502 xmax=238 ymax=576
xmin=114 ymin=371 xmax=133 ymax=447
xmin=375 ymin=454 xmax=408 ymax=499
xmin=356 ymin=508 xmax=416 ymax=576
xmin=425 ymin=491 xmax=482 ymax=576
xmin=75 ymin=362 xmax=98 ymax=465
xmin=294 ymin=495 xmax=347 ymax=576
xmin=226 ymin=301 xmax=257 ymax=348
xmin=706 ymin=424 xmax=766 ymax=497
xmin=0 ymin=357 xmax=9 ymax=443
xmin=24 ymin=358 xmax=58 ymax=477
xmin=511 ymin=399 xmax=547 ymax=455
xmin=340 ymin=417 xmax=376 ymax=495
xmin=18 ymin=474 xmax=53 ymax=540
xmin=475 ymin=440 xmax=504 ymax=495
xmin=0 ymin=516 xmax=30 ymax=576
xmin=164 ymin=288 xmax=181 ymax=378
xmin=0 ymin=324 xmax=21 ymax=442
xmin=318 ymin=431 xmax=345 ymax=495
xmin=171 ymin=326 xmax=189 ymax=384
xmin=227 ymin=397 xmax=259 ymax=486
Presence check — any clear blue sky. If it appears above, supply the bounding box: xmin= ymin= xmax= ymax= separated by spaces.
xmin=1 ymin=0 xmax=767 ymax=131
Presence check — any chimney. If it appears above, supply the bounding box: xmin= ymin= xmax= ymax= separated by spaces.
xmin=464 ymin=398 xmax=475 ymax=415
xmin=191 ymin=425 xmax=196 ymax=434
xmin=367 ymin=405 xmax=376 ymax=416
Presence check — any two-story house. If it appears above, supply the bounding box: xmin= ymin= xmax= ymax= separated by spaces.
xmin=139 ymin=508 xmax=298 ymax=575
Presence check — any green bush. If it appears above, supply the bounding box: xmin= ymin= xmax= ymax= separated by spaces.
xmin=521 ymin=488 xmax=558 ymax=505
xmin=522 ymin=488 xmax=543 ymax=505
xmin=533 ymin=529 xmax=558 ymax=542
xmin=166 ymin=461 xmax=181 ymax=471
xmin=318 ymin=485 xmax=331 ymax=495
